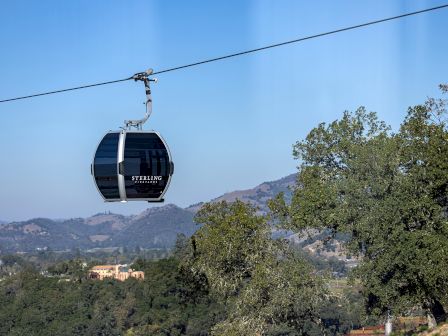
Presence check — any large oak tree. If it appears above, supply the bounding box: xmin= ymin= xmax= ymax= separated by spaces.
xmin=270 ymin=86 xmax=448 ymax=324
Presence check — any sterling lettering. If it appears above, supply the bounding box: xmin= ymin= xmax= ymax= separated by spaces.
xmin=131 ymin=176 xmax=162 ymax=184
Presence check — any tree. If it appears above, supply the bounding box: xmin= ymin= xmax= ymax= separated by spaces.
xmin=173 ymin=233 xmax=188 ymax=259
xmin=270 ymin=88 xmax=448 ymax=325
xmin=185 ymin=200 xmax=325 ymax=335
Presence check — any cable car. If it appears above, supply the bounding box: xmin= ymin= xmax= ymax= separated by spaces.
xmin=91 ymin=69 xmax=174 ymax=202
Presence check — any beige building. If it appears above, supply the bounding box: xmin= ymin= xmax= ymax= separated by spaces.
xmin=89 ymin=265 xmax=144 ymax=281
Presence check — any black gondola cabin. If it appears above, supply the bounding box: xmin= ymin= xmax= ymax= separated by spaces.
xmin=92 ymin=130 xmax=174 ymax=202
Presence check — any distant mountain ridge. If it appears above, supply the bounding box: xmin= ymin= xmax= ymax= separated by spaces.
xmin=0 ymin=174 xmax=296 ymax=253
xmin=186 ymin=173 xmax=296 ymax=213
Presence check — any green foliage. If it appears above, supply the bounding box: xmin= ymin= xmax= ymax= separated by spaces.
xmin=271 ymin=88 xmax=448 ymax=322
xmin=186 ymin=200 xmax=327 ymax=335
xmin=47 ymin=259 xmax=86 ymax=282
xmin=0 ymin=257 xmax=225 ymax=336
xmin=0 ymin=254 xmax=36 ymax=276
xmin=192 ymin=201 xmax=273 ymax=298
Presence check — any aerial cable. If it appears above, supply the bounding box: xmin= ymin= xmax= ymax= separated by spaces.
xmin=1 ymin=3 xmax=447 ymax=104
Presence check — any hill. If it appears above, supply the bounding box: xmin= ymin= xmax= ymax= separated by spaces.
xmin=0 ymin=174 xmax=296 ymax=253
xmin=0 ymin=205 xmax=195 ymax=253
xmin=110 ymin=204 xmax=197 ymax=249
xmin=186 ymin=173 xmax=296 ymax=213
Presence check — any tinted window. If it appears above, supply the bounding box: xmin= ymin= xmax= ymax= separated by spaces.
xmin=123 ymin=133 xmax=170 ymax=199
xmin=93 ymin=133 xmax=120 ymax=199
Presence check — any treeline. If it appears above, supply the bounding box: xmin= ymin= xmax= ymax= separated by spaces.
xmin=0 ymin=257 xmax=223 ymax=336
xmin=0 ymin=251 xmax=363 ymax=336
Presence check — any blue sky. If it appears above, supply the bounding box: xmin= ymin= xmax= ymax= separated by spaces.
xmin=0 ymin=1 xmax=447 ymax=221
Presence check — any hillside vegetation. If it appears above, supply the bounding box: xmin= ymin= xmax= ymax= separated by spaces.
xmin=0 ymin=175 xmax=296 ymax=253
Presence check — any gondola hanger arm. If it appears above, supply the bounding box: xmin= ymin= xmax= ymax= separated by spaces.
xmin=124 ymin=69 xmax=157 ymax=130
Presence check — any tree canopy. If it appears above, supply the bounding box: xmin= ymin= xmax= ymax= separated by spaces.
xmin=184 ymin=201 xmax=326 ymax=335
xmin=270 ymin=86 xmax=448 ymax=323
